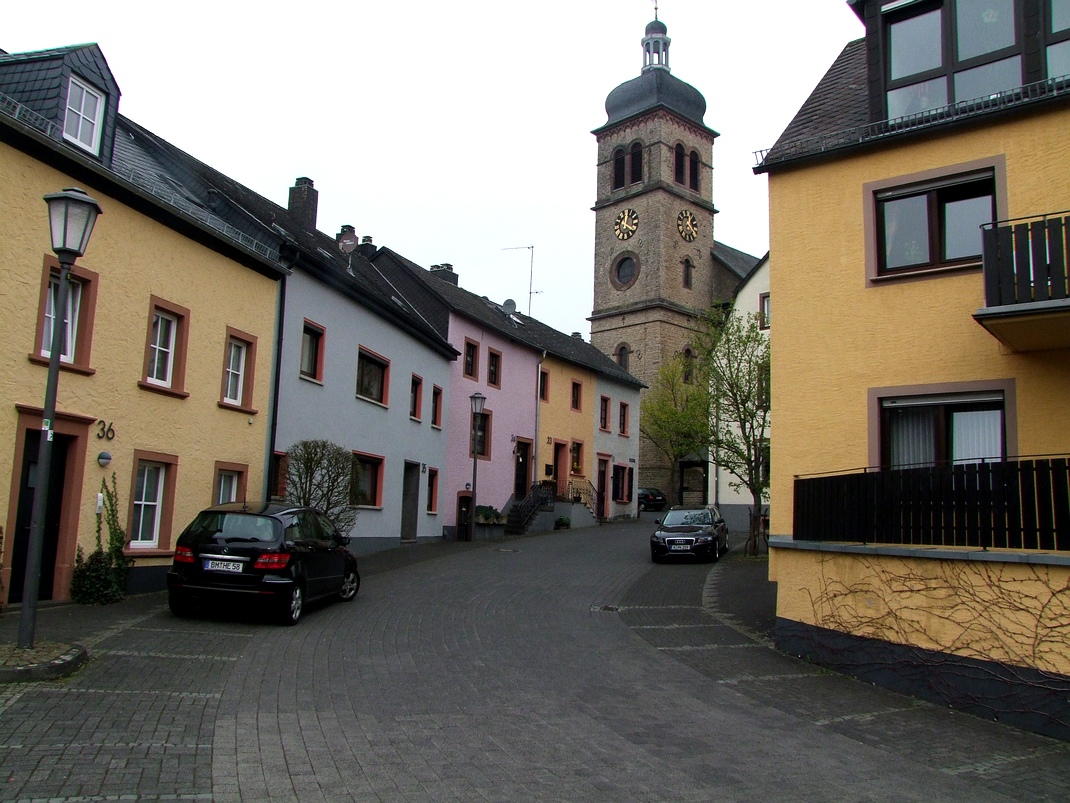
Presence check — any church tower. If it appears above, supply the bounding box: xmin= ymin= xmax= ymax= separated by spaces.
xmin=590 ymin=16 xmax=731 ymax=499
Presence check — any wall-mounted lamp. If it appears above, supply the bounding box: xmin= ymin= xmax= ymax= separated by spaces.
xmin=97 ymin=451 xmax=112 ymax=468
xmin=465 ymin=482 xmax=472 ymax=491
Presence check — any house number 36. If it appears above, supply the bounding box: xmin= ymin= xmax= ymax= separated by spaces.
xmin=97 ymin=421 xmax=116 ymax=440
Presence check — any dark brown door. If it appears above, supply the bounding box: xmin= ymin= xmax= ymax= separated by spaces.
xmin=10 ymin=430 xmax=70 ymax=603
xmin=456 ymin=494 xmax=472 ymax=541
xmin=597 ymin=459 xmax=608 ymax=519
xmin=513 ymin=441 xmax=530 ymax=499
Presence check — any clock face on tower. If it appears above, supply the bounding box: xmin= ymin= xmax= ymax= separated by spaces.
xmin=677 ymin=210 xmax=698 ymax=242
xmin=614 ymin=208 xmax=639 ymax=240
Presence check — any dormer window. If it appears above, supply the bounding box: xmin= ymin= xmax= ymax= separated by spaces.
xmin=63 ymin=76 xmax=105 ymax=154
xmin=884 ymin=0 xmax=1022 ymax=119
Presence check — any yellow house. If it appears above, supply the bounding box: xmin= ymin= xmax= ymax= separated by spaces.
xmin=538 ymin=356 xmax=599 ymax=501
xmin=0 ymin=45 xmax=284 ymax=601
xmin=756 ymin=0 xmax=1070 ymax=740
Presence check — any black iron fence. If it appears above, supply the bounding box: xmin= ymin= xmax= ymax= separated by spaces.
xmin=794 ymin=458 xmax=1070 ymax=551
xmin=982 ymin=212 xmax=1070 ymax=307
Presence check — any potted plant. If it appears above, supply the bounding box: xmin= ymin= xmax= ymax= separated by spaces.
xmin=474 ymin=505 xmax=505 ymax=525
xmin=554 ymin=515 xmax=571 ymax=530
xmin=472 ymin=505 xmax=506 ymax=541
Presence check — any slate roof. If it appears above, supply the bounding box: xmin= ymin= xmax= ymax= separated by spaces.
xmin=113 ymin=118 xmax=456 ymax=355
xmin=711 ymin=240 xmax=762 ymax=282
xmin=0 ymin=42 xmax=454 ymax=359
xmin=759 ymin=39 xmax=868 ymax=170
xmin=597 ymin=68 xmax=715 ymax=136
xmin=757 ymin=32 xmax=1070 ymax=173
xmin=0 ymin=44 xmax=120 ymax=125
xmin=373 ymin=250 xmax=645 ymax=390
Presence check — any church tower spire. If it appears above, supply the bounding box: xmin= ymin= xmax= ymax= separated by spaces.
xmin=642 ymin=17 xmax=671 ymax=72
xmin=589 ymin=15 xmax=739 ymax=502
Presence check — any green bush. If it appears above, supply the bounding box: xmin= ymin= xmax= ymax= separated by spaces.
xmin=71 ymin=475 xmax=129 ymax=605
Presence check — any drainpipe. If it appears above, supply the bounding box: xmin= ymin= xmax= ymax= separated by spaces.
xmin=265 ymin=245 xmax=298 ymax=499
xmin=533 ymin=351 xmax=546 ymax=491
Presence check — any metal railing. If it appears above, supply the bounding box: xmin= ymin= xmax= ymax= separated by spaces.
xmin=793 ymin=457 xmax=1070 ymax=551
xmin=566 ymin=479 xmax=602 ymax=516
xmin=982 ymin=212 xmax=1070 ymax=307
xmin=506 ymin=481 xmax=555 ymax=533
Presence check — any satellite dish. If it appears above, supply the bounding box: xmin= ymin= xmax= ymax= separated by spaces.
xmin=502 ymin=299 xmax=517 ymax=314
xmin=338 ymin=232 xmax=359 ymax=254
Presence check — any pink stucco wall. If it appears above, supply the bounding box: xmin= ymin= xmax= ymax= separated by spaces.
xmin=442 ymin=313 xmax=541 ymax=527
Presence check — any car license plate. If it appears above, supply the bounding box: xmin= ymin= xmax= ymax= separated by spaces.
xmin=204 ymin=559 xmax=243 ymax=573
xmin=670 ymin=544 xmax=690 ymax=551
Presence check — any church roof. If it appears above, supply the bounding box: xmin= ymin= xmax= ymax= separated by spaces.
xmin=712 ymin=240 xmax=762 ymax=280
xmin=600 ymin=69 xmax=709 ymax=132
xmin=594 ymin=18 xmax=714 ymax=136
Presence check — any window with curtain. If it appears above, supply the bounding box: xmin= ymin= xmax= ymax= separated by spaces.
xmin=881 ymin=392 xmax=1004 ymax=468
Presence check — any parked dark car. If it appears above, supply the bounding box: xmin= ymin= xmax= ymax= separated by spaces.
xmin=166 ymin=502 xmax=360 ymax=625
xmin=650 ymin=505 xmax=729 ymax=562
xmin=637 ymin=487 xmax=667 ymax=512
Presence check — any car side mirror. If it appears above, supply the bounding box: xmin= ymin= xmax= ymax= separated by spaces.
xmin=339 ymin=535 xmax=351 ymax=546
xmin=655 ymin=519 xmax=662 ymax=527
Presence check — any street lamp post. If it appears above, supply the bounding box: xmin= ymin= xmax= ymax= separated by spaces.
xmin=17 ymin=188 xmax=102 ymax=650
xmin=469 ymin=392 xmax=486 ymax=541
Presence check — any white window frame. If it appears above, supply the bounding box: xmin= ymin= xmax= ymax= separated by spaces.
xmin=217 ymin=470 xmax=240 ymax=504
xmin=41 ymin=275 xmax=82 ymax=363
xmin=224 ymin=338 xmax=247 ymax=405
xmin=146 ymin=311 xmax=178 ymax=387
xmin=131 ymin=462 xmax=165 ymax=547
xmin=63 ymin=76 xmax=105 ymax=154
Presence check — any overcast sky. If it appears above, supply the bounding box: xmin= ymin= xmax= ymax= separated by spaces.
xmin=6 ymin=1 xmax=863 ymax=336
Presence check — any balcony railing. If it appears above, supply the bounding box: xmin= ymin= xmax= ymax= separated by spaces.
xmin=793 ymin=457 xmax=1070 ymax=551
xmin=982 ymin=212 xmax=1070 ymax=307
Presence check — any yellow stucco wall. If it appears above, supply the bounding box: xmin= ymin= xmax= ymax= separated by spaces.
xmin=537 ymin=358 xmax=597 ymax=483
xmin=1 ymin=144 xmax=279 ymax=600
xmin=768 ymin=106 xmax=1070 ymax=536
xmin=769 ymin=547 xmax=1070 ymax=676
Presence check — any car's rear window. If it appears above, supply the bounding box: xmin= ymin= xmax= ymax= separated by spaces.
xmin=181 ymin=512 xmax=280 ymax=544
xmin=662 ymin=509 xmax=711 ymax=526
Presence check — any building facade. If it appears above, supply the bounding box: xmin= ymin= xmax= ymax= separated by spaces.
xmin=757 ymin=0 xmax=1070 ymax=739
xmin=0 ymin=45 xmax=285 ymax=600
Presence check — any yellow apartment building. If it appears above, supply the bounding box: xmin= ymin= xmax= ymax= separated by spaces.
xmin=756 ymin=0 xmax=1070 ymax=740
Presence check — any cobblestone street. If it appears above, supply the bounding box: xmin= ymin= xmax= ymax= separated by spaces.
xmin=1 ymin=520 xmax=1068 ymax=801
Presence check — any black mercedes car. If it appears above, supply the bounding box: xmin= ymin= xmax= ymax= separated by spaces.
xmin=166 ymin=502 xmax=360 ymax=625
xmin=650 ymin=505 xmax=729 ymax=563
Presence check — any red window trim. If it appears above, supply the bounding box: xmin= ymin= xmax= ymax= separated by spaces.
xmin=218 ymin=325 xmax=259 ymax=414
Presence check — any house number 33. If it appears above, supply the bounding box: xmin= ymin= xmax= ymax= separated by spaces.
xmin=97 ymin=421 xmax=116 ymax=440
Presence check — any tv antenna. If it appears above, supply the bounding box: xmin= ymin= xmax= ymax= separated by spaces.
xmin=501 ymin=245 xmax=538 ymax=315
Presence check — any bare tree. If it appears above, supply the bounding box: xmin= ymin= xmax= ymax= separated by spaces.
xmin=284 ymin=439 xmax=359 ymax=532
xmin=698 ymin=308 xmax=770 ymax=555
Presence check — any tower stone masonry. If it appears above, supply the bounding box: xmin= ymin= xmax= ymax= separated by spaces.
xmin=589 ymin=16 xmax=750 ymax=503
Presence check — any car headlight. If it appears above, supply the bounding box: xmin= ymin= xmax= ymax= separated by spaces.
xmin=651 ymin=533 xmax=665 ymax=543
xmin=695 ymin=536 xmax=713 ymax=543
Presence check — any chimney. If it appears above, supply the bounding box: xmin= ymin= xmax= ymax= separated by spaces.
xmin=429 ymin=263 xmax=459 ymax=286
xmin=571 ymin=332 xmax=584 ymax=340
xmin=287 ymin=177 xmax=318 ymax=231
xmin=358 ymin=235 xmax=376 ymax=259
